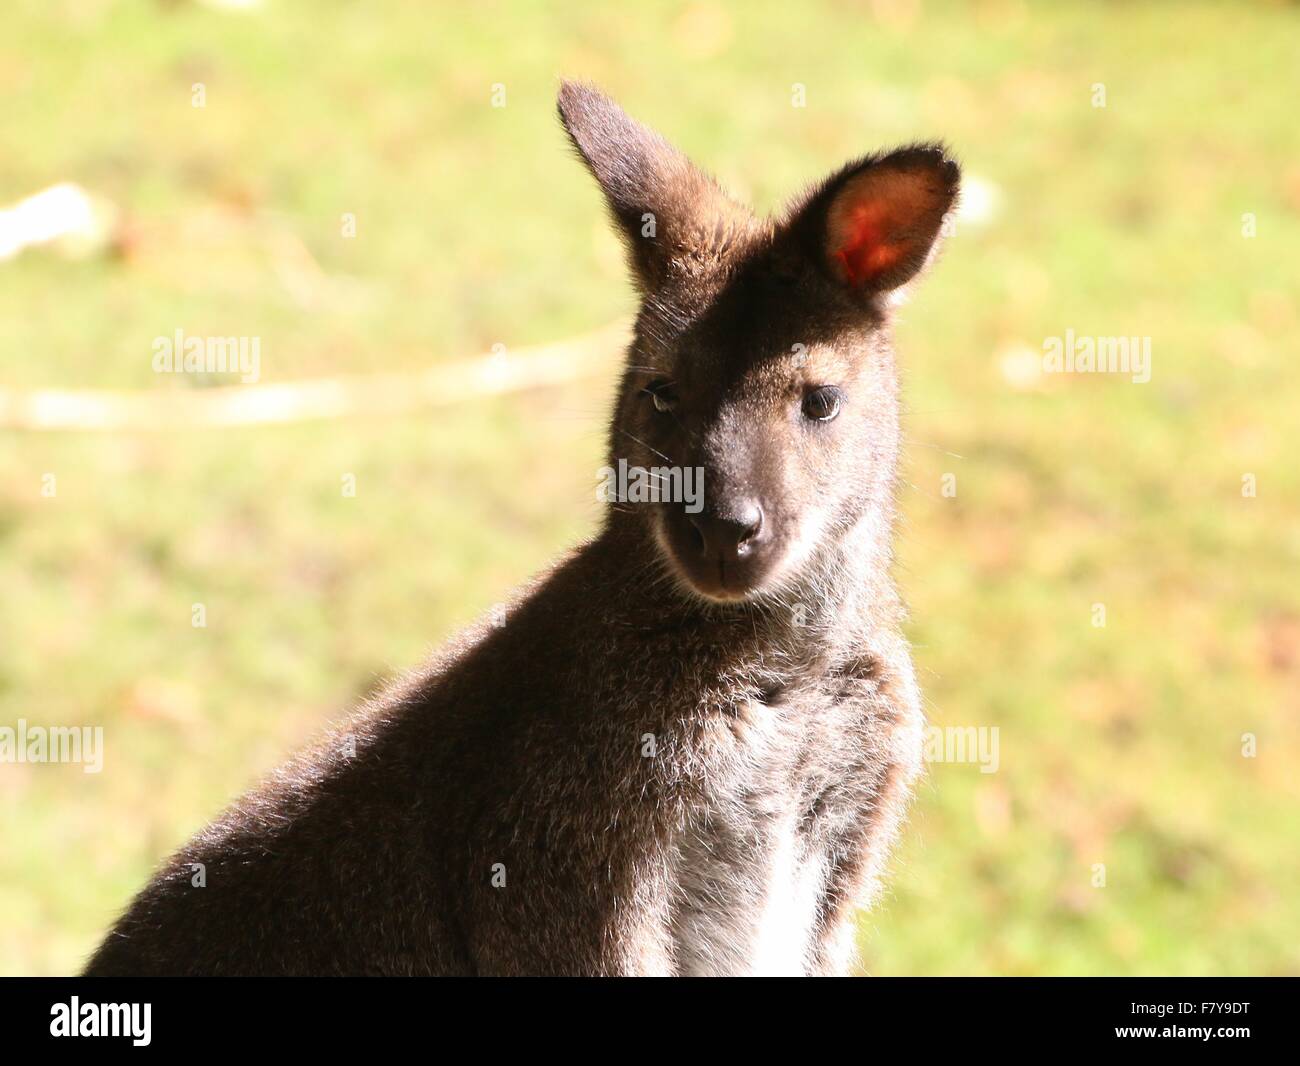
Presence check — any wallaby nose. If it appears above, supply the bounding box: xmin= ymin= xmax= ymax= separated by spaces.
xmin=687 ymin=502 xmax=765 ymax=561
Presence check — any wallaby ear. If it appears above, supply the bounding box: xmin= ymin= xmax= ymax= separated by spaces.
xmin=557 ymin=80 xmax=751 ymax=290
xmin=788 ymin=144 xmax=960 ymax=296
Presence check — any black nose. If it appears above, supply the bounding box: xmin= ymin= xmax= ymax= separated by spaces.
xmin=687 ymin=502 xmax=765 ymax=561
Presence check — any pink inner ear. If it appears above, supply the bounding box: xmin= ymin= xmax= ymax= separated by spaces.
xmin=831 ymin=200 xmax=906 ymax=287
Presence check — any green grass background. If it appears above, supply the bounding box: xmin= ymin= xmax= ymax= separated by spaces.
xmin=1 ymin=0 xmax=1297 ymax=975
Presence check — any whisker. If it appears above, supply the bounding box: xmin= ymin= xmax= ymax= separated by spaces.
xmin=616 ymin=428 xmax=676 ymax=465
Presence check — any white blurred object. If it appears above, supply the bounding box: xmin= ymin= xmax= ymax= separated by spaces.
xmin=0 ymin=183 xmax=117 ymax=261
xmin=957 ymin=174 xmax=1001 ymax=227
xmin=997 ymin=343 xmax=1045 ymax=392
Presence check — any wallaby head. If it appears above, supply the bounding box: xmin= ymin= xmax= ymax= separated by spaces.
xmin=559 ymin=81 xmax=959 ymax=606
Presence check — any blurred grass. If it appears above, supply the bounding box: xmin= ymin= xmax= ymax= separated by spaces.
xmin=2 ymin=0 xmax=1298 ymax=975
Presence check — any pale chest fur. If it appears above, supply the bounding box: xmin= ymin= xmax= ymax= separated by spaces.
xmin=665 ymin=666 xmax=910 ymax=977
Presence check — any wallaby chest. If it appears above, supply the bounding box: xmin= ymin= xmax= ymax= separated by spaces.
xmin=666 ymin=674 xmax=891 ymax=976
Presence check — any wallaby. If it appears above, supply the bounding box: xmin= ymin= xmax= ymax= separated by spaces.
xmin=85 ymin=82 xmax=959 ymax=977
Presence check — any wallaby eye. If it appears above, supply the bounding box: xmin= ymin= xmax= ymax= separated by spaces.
xmin=643 ymin=379 xmax=678 ymax=414
xmin=802 ymin=385 xmax=843 ymax=422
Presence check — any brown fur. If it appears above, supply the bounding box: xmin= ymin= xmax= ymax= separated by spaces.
xmin=84 ymin=82 xmax=959 ymax=976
